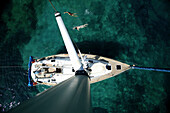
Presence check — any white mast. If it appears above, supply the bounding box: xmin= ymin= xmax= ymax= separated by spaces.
xmin=55 ymin=12 xmax=83 ymax=71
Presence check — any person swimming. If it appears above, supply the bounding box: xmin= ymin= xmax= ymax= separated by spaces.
xmin=73 ymin=24 xmax=88 ymax=31
xmin=64 ymin=12 xmax=78 ymax=17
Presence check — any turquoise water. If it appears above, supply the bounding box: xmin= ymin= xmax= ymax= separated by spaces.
xmin=0 ymin=0 xmax=170 ymax=112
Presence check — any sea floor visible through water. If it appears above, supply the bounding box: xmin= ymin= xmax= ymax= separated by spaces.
xmin=0 ymin=0 xmax=170 ymax=113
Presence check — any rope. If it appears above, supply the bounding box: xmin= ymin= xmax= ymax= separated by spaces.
xmin=48 ymin=0 xmax=58 ymax=12
xmin=131 ymin=66 xmax=170 ymax=73
xmin=0 ymin=66 xmax=28 ymax=68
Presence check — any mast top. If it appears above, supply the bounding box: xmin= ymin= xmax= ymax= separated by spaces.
xmin=55 ymin=12 xmax=61 ymax=17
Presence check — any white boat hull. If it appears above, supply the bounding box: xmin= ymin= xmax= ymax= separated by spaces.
xmin=31 ymin=54 xmax=130 ymax=86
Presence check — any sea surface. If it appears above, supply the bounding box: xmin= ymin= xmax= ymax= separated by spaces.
xmin=0 ymin=0 xmax=170 ymax=113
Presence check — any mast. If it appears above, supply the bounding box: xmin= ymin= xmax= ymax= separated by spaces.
xmin=7 ymin=75 xmax=92 ymax=113
xmin=55 ymin=12 xmax=83 ymax=71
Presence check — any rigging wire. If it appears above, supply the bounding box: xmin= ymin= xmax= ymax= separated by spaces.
xmin=48 ymin=0 xmax=58 ymax=12
xmin=0 ymin=66 xmax=28 ymax=68
xmin=131 ymin=66 xmax=170 ymax=73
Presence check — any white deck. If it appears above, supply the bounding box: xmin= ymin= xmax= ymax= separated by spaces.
xmin=31 ymin=54 xmax=130 ymax=85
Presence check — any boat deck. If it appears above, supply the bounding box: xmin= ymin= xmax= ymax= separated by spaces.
xmin=81 ymin=54 xmax=130 ymax=83
xmin=37 ymin=54 xmax=130 ymax=84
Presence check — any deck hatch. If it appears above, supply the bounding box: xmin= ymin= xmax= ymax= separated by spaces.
xmin=106 ymin=65 xmax=111 ymax=70
xmin=116 ymin=65 xmax=121 ymax=70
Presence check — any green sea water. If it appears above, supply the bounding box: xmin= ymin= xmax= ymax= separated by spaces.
xmin=0 ymin=0 xmax=170 ymax=113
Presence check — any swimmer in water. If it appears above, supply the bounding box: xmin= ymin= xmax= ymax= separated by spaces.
xmin=73 ymin=24 xmax=88 ymax=31
xmin=64 ymin=12 xmax=78 ymax=17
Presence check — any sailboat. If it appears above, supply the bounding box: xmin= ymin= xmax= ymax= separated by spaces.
xmin=28 ymin=0 xmax=170 ymax=87
xmin=27 ymin=10 xmax=130 ymax=86
xmin=7 ymin=1 xmax=170 ymax=113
